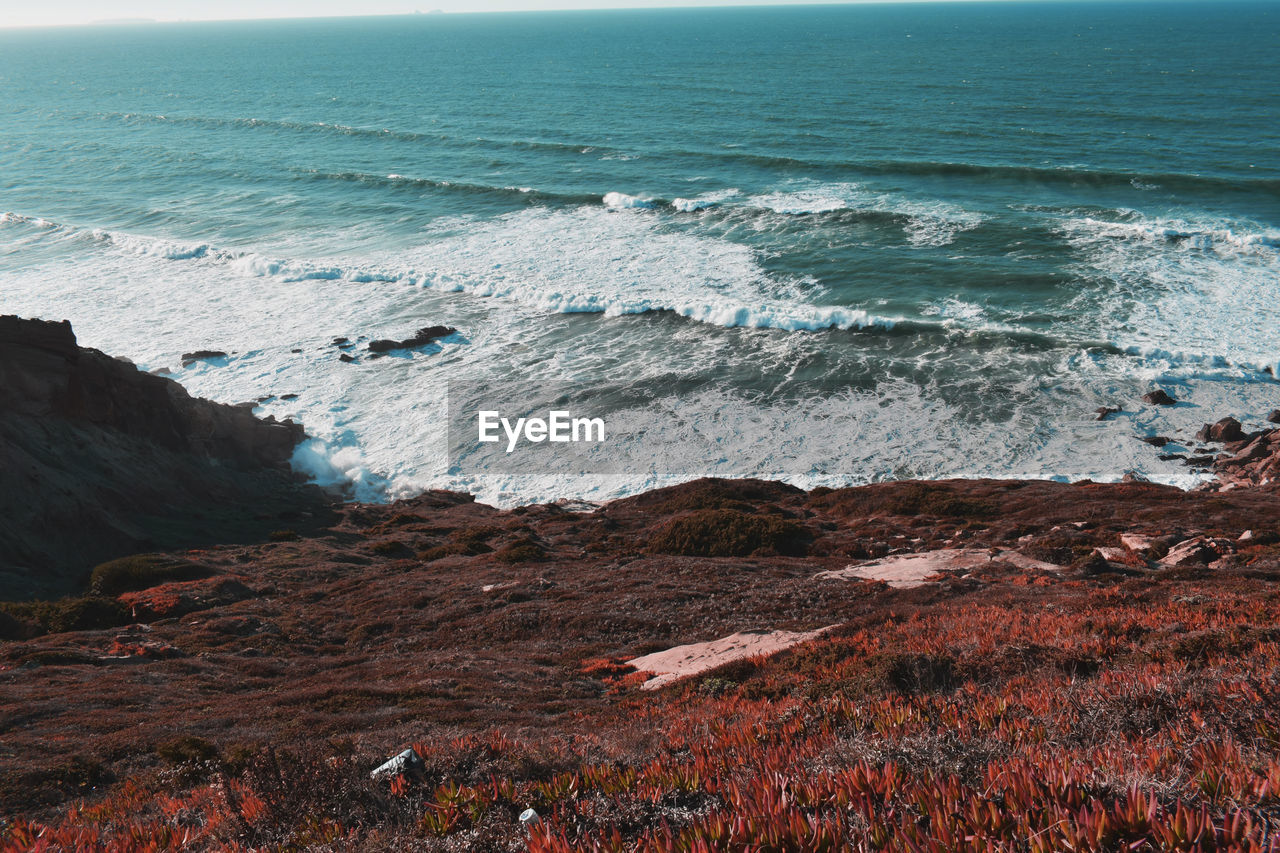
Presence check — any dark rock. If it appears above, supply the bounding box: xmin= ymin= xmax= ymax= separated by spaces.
xmin=180 ymin=350 xmax=227 ymax=367
xmin=1142 ymin=389 xmax=1177 ymax=406
xmin=339 ymin=353 xmax=356 ymax=363
xmin=332 ymin=337 xmax=350 ymax=346
xmin=0 ymin=315 xmax=328 ymax=599
xmin=1158 ymin=453 xmax=1186 ymax=461
xmin=1196 ymin=417 xmax=1245 ymax=443
xmin=367 ymin=325 xmax=456 ymax=353
xmin=1095 ymin=406 xmax=1121 ymax=421
xmin=1141 ymin=436 xmax=1171 ymax=447
xmin=1185 ymin=455 xmax=1216 ymax=467
xmin=1267 ymin=410 xmax=1280 ymax=424
xmin=290 ymin=348 xmax=303 ymax=353
xmin=279 ymin=393 xmax=299 ymax=401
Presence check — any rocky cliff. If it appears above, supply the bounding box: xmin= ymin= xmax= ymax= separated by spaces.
xmin=0 ymin=316 xmax=332 ymax=598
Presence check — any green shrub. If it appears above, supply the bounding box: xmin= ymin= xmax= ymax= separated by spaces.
xmin=881 ymin=484 xmax=996 ymax=519
xmin=867 ymin=652 xmax=956 ymax=695
xmin=0 ymin=596 xmax=130 ymax=636
xmin=54 ymin=755 xmax=112 ymax=794
xmin=0 ymin=608 xmax=38 ymax=641
xmin=648 ymin=509 xmax=809 ymax=557
xmin=1022 ymin=531 xmax=1099 ymax=566
xmin=369 ymin=540 xmax=414 ymax=558
xmin=453 ymin=526 xmax=502 ymax=549
xmin=417 ymin=544 xmax=462 ymax=561
xmin=643 ymin=479 xmax=800 ymax=516
xmin=89 ymin=554 xmax=208 ymax=595
xmin=156 ymin=736 xmax=220 ymax=766
xmin=495 ymin=539 xmax=547 ymax=564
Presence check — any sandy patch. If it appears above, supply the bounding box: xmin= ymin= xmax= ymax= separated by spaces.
xmin=627 ymin=627 xmax=836 ymax=691
xmin=815 ymin=548 xmax=1059 ymax=588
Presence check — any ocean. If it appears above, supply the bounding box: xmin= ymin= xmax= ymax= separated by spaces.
xmin=1 ymin=1 xmax=1278 ymax=505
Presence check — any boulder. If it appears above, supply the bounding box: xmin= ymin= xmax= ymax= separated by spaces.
xmin=1160 ymin=536 xmax=1234 ymax=568
xmin=367 ymin=326 xmax=456 ymax=353
xmin=1196 ymin=417 xmax=1245 ymax=443
xmin=370 ymin=748 xmax=424 ymax=779
xmin=1142 ymin=389 xmax=1177 ymax=406
xmin=180 ymin=350 xmax=228 ymax=367
xmin=1119 ymin=533 xmax=1154 ymax=552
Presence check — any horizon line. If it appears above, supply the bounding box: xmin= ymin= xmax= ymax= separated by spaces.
xmin=0 ymin=0 xmax=1231 ymax=33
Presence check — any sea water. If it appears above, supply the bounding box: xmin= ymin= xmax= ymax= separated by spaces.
xmin=1 ymin=2 xmax=1278 ymax=504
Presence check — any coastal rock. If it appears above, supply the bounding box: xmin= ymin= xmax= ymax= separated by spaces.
xmin=180 ymin=350 xmax=228 ymax=367
xmin=1141 ymin=436 xmax=1171 ymax=447
xmin=627 ymin=627 xmax=836 ymax=691
xmin=1095 ymin=406 xmax=1121 ymax=421
xmin=1196 ymin=417 xmax=1245 ymax=443
xmin=367 ymin=325 xmax=456 ymax=353
xmin=1209 ymin=424 xmax=1280 ymax=489
xmin=815 ymin=548 xmax=1058 ymax=588
xmin=1268 ymin=410 xmax=1280 ymax=424
xmin=1119 ymin=533 xmax=1154 ymax=552
xmin=1160 ymin=536 xmax=1234 ymax=568
xmin=1142 ymin=390 xmax=1177 ymax=406
xmin=0 ymin=315 xmax=328 ymax=598
xmin=0 ymin=317 xmax=302 ymax=466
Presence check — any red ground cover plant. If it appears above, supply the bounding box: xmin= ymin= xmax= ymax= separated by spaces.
xmin=8 ymin=568 xmax=1280 ymax=851
xmin=5 ymin=478 xmax=1280 ymax=850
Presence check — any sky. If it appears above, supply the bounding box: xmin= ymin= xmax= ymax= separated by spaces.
xmin=0 ymin=0 xmax=1045 ymax=30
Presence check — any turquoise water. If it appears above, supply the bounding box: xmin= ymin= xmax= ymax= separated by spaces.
xmin=2 ymin=3 xmax=1279 ymax=503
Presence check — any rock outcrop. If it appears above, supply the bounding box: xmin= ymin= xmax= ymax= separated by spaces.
xmin=1211 ymin=426 xmax=1280 ymax=489
xmin=0 ymin=316 xmax=301 ymax=466
xmin=1196 ymin=417 xmax=1246 ymax=444
xmin=0 ymin=316 xmax=330 ymax=598
xmin=367 ymin=325 xmax=456 ymax=353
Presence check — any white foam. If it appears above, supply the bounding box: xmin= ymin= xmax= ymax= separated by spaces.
xmin=602 ymin=191 xmax=655 ymax=210
xmin=1060 ymin=211 xmax=1280 ymax=375
xmin=1065 ymin=215 xmax=1280 ymax=255
xmin=399 ymin=206 xmax=902 ymax=331
xmin=290 ymin=439 xmax=387 ymax=502
xmin=6 ymin=206 xmax=1280 ymax=507
xmin=90 ymin=228 xmax=212 ymax=260
xmin=671 ymin=188 xmax=740 ymax=213
xmin=746 ymin=182 xmax=984 ymax=246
